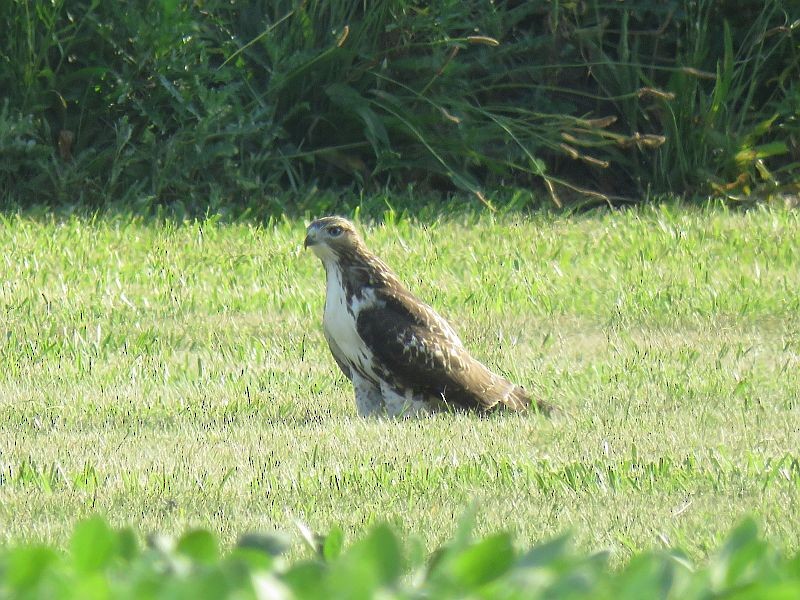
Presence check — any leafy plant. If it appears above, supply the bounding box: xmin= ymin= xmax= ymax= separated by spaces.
xmin=2 ymin=516 xmax=799 ymax=599
xmin=568 ymin=0 xmax=800 ymax=199
xmin=0 ymin=0 xmax=798 ymax=212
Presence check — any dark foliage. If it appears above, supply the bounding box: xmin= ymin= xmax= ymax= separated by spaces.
xmin=1 ymin=0 xmax=798 ymax=213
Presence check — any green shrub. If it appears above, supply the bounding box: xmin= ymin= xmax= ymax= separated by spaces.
xmin=1 ymin=0 xmax=797 ymax=212
xmin=0 ymin=102 xmax=52 ymax=199
xmin=1 ymin=516 xmax=799 ymax=599
xmin=569 ymin=0 xmax=800 ymax=199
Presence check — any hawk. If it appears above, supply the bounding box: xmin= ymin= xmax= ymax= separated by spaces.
xmin=304 ymin=216 xmax=552 ymax=417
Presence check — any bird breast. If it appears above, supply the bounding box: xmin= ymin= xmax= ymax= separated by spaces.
xmin=323 ymin=265 xmax=378 ymax=377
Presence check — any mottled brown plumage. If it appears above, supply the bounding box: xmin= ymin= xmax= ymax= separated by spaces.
xmin=304 ymin=216 xmax=552 ymax=416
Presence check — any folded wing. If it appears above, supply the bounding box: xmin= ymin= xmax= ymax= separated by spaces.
xmin=356 ymin=289 xmax=531 ymax=412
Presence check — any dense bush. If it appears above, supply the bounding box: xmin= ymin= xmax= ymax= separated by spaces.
xmin=1 ymin=516 xmax=799 ymax=599
xmin=1 ymin=0 xmax=798 ymax=212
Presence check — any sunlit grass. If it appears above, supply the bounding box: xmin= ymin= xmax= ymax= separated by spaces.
xmin=0 ymin=205 xmax=798 ymax=563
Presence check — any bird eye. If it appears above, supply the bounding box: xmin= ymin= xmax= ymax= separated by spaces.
xmin=327 ymin=225 xmax=343 ymax=236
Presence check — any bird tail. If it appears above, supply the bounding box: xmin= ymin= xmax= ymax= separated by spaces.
xmin=502 ymin=384 xmax=555 ymax=416
xmin=457 ymin=356 xmax=556 ymax=415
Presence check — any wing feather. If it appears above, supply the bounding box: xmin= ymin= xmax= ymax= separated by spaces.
xmin=357 ymin=289 xmax=530 ymax=411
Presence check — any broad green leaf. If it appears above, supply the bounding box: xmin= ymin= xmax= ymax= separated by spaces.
xmin=117 ymin=527 xmax=139 ymax=561
xmin=324 ymin=523 xmax=403 ymax=599
xmin=177 ymin=529 xmax=219 ymax=563
xmin=611 ymin=552 xmax=679 ymax=600
xmin=753 ymin=142 xmax=789 ymax=160
xmin=345 ymin=524 xmax=403 ymax=585
xmin=229 ymin=547 xmax=275 ymax=572
xmin=71 ymin=516 xmax=118 ymax=574
xmin=323 ymin=525 xmax=345 ymax=562
xmin=283 ymin=561 xmax=327 ymax=599
xmin=70 ymin=572 xmax=111 ymax=600
xmin=448 ymin=533 xmax=515 ymax=589
xmin=5 ymin=546 xmax=59 ymax=590
xmin=517 ymin=534 xmax=572 ymax=569
xmin=710 ymin=519 xmax=765 ymax=589
xmin=725 ymin=581 xmax=800 ymax=600
xmin=736 ymin=142 xmax=789 ymax=164
xmin=787 ymin=552 xmax=800 ymax=577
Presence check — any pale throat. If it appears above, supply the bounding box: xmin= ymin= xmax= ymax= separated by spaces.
xmin=323 ymin=259 xmax=343 ymax=293
xmin=323 ymin=260 xmax=349 ymax=320
xmin=322 ymin=258 xmax=378 ymax=326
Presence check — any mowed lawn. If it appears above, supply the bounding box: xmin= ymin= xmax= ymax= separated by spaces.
xmin=1 ymin=206 xmax=798 ymax=562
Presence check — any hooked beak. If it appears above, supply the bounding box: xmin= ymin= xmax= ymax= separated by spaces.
xmin=303 ymin=232 xmax=316 ymax=249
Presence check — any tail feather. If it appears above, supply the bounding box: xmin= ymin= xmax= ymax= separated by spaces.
xmin=453 ymin=355 xmax=556 ymax=415
xmin=501 ymin=384 xmax=555 ymax=416
xmin=472 ymin=360 xmax=554 ymax=415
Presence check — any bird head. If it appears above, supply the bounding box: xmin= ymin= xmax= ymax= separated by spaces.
xmin=304 ymin=216 xmax=362 ymax=263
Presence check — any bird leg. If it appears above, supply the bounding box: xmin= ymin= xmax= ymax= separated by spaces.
xmin=379 ymin=381 xmax=430 ymax=418
xmin=353 ymin=373 xmax=383 ymax=417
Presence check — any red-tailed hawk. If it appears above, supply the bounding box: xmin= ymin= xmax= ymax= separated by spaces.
xmin=304 ymin=216 xmax=552 ymax=417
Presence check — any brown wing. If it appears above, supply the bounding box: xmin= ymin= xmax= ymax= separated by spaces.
xmin=357 ymin=288 xmax=532 ymax=412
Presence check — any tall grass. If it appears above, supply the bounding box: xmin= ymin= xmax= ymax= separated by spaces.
xmin=0 ymin=0 xmax=797 ymax=212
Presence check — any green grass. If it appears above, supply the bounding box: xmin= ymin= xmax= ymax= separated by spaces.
xmin=1 ymin=205 xmax=799 ymax=564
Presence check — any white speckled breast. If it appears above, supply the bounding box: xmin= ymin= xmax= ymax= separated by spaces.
xmin=323 ymin=265 xmax=379 ymax=380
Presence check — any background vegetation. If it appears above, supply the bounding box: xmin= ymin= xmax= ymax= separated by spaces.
xmin=1 ymin=0 xmax=798 ymax=213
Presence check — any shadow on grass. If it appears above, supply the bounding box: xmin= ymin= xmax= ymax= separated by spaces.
xmin=0 ymin=184 xmax=646 ymax=228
